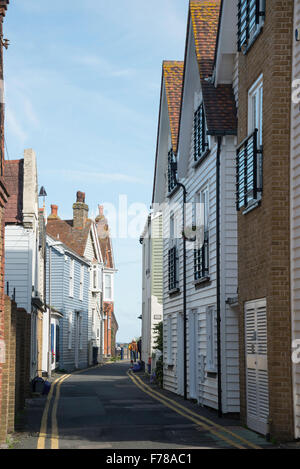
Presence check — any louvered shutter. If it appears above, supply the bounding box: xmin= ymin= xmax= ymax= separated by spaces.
xmin=245 ymin=299 xmax=269 ymax=435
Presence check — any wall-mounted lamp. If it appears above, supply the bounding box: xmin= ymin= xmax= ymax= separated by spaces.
xmin=38 ymin=186 xmax=47 ymax=210
xmin=296 ymin=29 xmax=300 ymax=42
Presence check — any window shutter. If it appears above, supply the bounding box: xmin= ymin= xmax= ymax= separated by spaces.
xmin=194 ymin=103 xmax=208 ymax=161
xmin=237 ymin=0 xmax=265 ymax=52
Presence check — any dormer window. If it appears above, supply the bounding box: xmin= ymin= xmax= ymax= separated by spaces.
xmin=194 ymin=103 xmax=209 ymax=163
xmin=237 ymin=0 xmax=265 ymax=53
xmin=168 ymin=149 xmax=178 ymax=194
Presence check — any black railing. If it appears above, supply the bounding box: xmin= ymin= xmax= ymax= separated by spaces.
xmin=237 ymin=0 xmax=265 ymax=52
xmin=236 ymin=128 xmax=262 ymax=211
xmin=194 ymin=230 xmax=209 ymax=281
xmin=168 ymin=246 xmax=178 ymax=291
xmin=168 ymin=149 xmax=177 ymax=194
xmin=194 ymin=103 xmax=209 ymax=162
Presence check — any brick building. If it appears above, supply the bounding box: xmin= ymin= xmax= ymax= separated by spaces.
xmin=234 ymin=0 xmax=294 ymax=440
xmin=96 ymin=206 xmax=118 ymax=357
xmin=0 ymin=0 xmax=10 ymax=445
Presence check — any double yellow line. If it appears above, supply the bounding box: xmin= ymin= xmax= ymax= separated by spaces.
xmin=37 ymin=374 xmax=71 ymax=450
xmin=127 ymin=370 xmax=261 ymax=450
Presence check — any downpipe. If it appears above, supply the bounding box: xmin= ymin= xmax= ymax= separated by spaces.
xmin=216 ymin=136 xmax=222 ymax=418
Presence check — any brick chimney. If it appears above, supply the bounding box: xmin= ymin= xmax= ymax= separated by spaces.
xmin=96 ymin=205 xmax=109 ymax=239
xmin=73 ymin=191 xmax=89 ymax=229
xmin=48 ymin=204 xmax=60 ymax=220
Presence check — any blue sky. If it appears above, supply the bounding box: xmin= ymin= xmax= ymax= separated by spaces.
xmin=4 ymin=0 xmax=188 ymax=342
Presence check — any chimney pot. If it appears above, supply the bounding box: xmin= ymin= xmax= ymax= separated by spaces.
xmin=77 ymin=191 xmax=86 ymax=203
xmin=48 ymin=204 xmax=60 ymax=220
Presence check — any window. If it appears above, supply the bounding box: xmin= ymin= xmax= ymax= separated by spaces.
xmin=194 ymin=103 xmax=209 ymax=162
xmin=168 ymin=214 xmax=179 ymax=292
xmin=93 ymin=265 xmax=97 ymax=290
xmin=69 ymin=259 xmax=74 ymax=297
xmin=92 ymin=308 xmax=95 ymax=327
xmin=168 ymin=149 xmax=177 ymax=194
xmin=194 ymin=188 xmax=209 ymax=281
xmin=105 ymin=274 xmax=112 ymax=300
xmin=206 ymin=306 xmax=217 ymax=372
xmin=79 ymin=265 xmax=84 ymax=301
xmin=68 ymin=312 xmax=73 ymax=350
xmin=237 ymin=0 xmax=265 ymax=53
xmin=237 ymin=76 xmax=263 ymax=211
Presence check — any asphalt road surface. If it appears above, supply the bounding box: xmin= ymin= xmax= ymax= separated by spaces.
xmin=13 ymin=361 xmax=271 ymax=450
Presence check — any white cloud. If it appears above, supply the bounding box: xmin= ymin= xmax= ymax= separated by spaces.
xmin=74 ymin=54 xmax=136 ymax=78
xmin=43 ymin=168 xmax=146 ymax=185
xmin=6 ymin=106 xmax=28 ymax=145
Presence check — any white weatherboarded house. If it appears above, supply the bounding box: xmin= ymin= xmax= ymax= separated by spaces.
xmin=140 ymin=213 xmax=163 ymax=369
xmin=152 ymin=0 xmax=240 ymax=414
xmin=46 ymin=192 xmax=104 ymax=370
xmin=4 ymin=149 xmax=45 ymax=380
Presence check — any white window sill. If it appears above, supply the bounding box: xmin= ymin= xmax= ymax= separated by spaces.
xmin=242 ymin=198 xmax=261 ymax=215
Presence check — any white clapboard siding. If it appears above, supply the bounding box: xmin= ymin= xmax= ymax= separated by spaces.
xmin=162 ymin=138 xmax=239 ymax=411
xmin=291 ymin=0 xmax=300 ymax=440
xmin=5 ymin=225 xmax=32 ymax=313
xmin=160 ymin=20 xmax=239 ymax=412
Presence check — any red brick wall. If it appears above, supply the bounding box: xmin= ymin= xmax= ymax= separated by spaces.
xmin=103 ymin=302 xmax=118 ymax=357
xmin=237 ymin=0 xmax=294 ymax=440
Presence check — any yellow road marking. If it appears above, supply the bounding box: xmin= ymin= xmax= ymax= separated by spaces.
xmin=37 ymin=374 xmax=68 ymax=449
xmin=130 ymin=371 xmax=261 ymax=450
xmin=51 ymin=374 xmax=71 ymax=449
xmin=127 ymin=371 xmax=245 ymax=449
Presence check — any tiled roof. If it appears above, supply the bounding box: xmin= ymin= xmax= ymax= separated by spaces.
xmin=190 ymin=0 xmax=221 ymax=80
xmin=46 ymin=218 xmax=92 ymax=258
xmin=163 ymin=61 xmax=184 ymax=154
xmin=4 ymin=159 xmax=24 ymax=224
xmin=189 ymin=0 xmax=237 ymax=135
xmin=202 ymin=81 xmax=237 ymax=135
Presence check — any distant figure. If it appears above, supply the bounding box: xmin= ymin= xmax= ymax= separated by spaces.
xmin=129 ymin=340 xmax=138 ymax=362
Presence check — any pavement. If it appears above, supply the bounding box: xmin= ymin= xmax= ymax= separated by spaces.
xmin=9 ymin=361 xmax=275 ymax=450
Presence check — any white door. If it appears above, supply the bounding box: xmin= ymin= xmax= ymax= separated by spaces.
xmin=189 ymin=310 xmax=198 ymax=400
xmin=245 ymin=299 xmax=269 ymax=435
xmin=176 ymin=312 xmax=184 ymax=396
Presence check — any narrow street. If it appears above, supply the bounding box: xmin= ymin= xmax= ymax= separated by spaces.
xmin=13 ymin=362 xmax=272 ymax=450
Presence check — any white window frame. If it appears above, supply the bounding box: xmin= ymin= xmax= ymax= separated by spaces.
xmin=79 ymin=265 xmax=84 ymax=301
xmin=69 ymin=259 xmax=74 ymax=298
xmin=68 ymin=312 xmax=73 ymax=350
xmin=206 ymin=306 xmax=217 ymax=373
xmin=248 ymin=74 xmax=263 ymax=148
xmin=247 ymin=74 xmax=263 ymax=204
xmin=104 ymin=273 xmax=113 ymax=301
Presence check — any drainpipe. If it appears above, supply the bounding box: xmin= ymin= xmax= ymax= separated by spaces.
xmin=176 ymin=181 xmax=188 ymax=401
xmin=216 ymin=136 xmax=222 ymax=418
xmin=48 ymin=245 xmax=52 ymax=379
